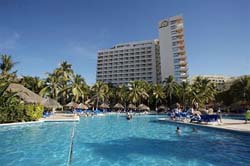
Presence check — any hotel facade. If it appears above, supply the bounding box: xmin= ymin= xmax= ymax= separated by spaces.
xmin=96 ymin=15 xmax=188 ymax=85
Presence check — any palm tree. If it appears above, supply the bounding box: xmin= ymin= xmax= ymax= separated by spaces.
xmin=190 ymin=77 xmax=216 ymax=106
xmin=230 ymin=76 xmax=250 ymax=102
xmin=0 ymin=81 xmax=19 ymax=106
xmin=178 ymin=81 xmax=191 ymax=106
xmin=116 ymin=84 xmax=128 ymax=108
xmin=91 ymin=81 xmax=109 ymax=109
xmin=56 ymin=61 xmax=74 ymax=104
xmin=0 ymin=54 xmax=18 ymax=80
xmin=152 ymin=84 xmax=165 ymax=110
xmin=39 ymin=72 xmax=61 ymax=100
xmin=20 ymin=76 xmax=45 ymax=94
xmin=70 ymin=74 xmax=89 ymax=102
xmin=128 ymin=81 xmax=149 ymax=105
xmin=57 ymin=61 xmax=73 ymax=80
xmin=163 ymin=75 xmax=178 ymax=106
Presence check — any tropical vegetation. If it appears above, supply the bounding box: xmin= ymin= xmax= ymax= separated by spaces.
xmin=0 ymin=54 xmax=250 ymax=123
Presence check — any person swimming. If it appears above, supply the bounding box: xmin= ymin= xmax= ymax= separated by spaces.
xmin=126 ymin=112 xmax=132 ymax=120
xmin=176 ymin=126 xmax=181 ymax=134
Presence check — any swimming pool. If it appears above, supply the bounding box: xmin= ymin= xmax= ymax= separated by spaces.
xmin=0 ymin=115 xmax=250 ymax=166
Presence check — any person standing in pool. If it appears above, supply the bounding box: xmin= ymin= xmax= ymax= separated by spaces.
xmin=176 ymin=126 xmax=181 ymax=134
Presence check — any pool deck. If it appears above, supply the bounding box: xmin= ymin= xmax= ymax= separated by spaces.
xmin=43 ymin=113 xmax=80 ymax=122
xmin=158 ymin=118 xmax=250 ymax=133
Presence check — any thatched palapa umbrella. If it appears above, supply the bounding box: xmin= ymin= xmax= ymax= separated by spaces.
xmin=100 ymin=103 xmax=110 ymax=109
xmin=158 ymin=105 xmax=166 ymax=110
xmin=42 ymin=97 xmax=62 ymax=109
xmin=77 ymin=103 xmax=88 ymax=110
xmin=113 ymin=103 xmax=124 ymax=109
xmin=137 ymin=104 xmax=150 ymax=111
xmin=42 ymin=97 xmax=62 ymax=112
xmin=66 ymin=101 xmax=78 ymax=108
xmin=7 ymin=83 xmax=44 ymax=104
xmin=128 ymin=104 xmax=136 ymax=110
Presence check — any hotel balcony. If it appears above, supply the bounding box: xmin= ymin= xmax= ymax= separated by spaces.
xmin=176 ymin=28 xmax=183 ymax=34
xmin=177 ymin=40 xmax=184 ymax=45
xmin=179 ymin=67 xmax=188 ymax=72
xmin=179 ymin=55 xmax=186 ymax=60
xmin=172 ymin=37 xmax=184 ymax=43
xmin=176 ymin=18 xmax=183 ymax=24
xmin=177 ymin=50 xmax=185 ymax=55
xmin=177 ymin=44 xmax=185 ymax=49
xmin=172 ymin=33 xmax=184 ymax=38
xmin=180 ymin=74 xmax=188 ymax=78
xmin=179 ymin=61 xmax=187 ymax=66
xmin=174 ymin=53 xmax=186 ymax=61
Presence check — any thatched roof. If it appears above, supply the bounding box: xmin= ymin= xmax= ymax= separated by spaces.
xmin=66 ymin=101 xmax=78 ymax=108
xmin=7 ymin=83 xmax=44 ymax=104
xmin=113 ymin=103 xmax=124 ymax=109
xmin=100 ymin=103 xmax=110 ymax=109
xmin=42 ymin=97 xmax=62 ymax=108
xmin=158 ymin=105 xmax=166 ymax=110
xmin=137 ymin=104 xmax=150 ymax=111
xmin=77 ymin=103 xmax=88 ymax=109
xmin=128 ymin=104 xmax=136 ymax=110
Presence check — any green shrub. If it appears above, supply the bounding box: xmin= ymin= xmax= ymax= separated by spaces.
xmin=0 ymin=103 xmax=44 ymax=123
xmin=24 ymin=104 xmax=44 ymax=121
xmin=246 ymin=110 xmax=250 ymax=120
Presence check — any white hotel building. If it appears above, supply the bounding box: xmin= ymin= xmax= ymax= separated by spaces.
xmin=96 ymin=15 xmax=188 ymax=85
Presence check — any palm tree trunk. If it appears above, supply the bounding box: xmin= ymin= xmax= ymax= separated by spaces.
xmin=96 ymin=97 xmax=99 ymax=110
xmin=155 ymin=99 xmax=158 ymax=111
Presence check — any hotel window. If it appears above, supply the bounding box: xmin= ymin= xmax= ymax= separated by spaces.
xmin=174 ymin=59 xmax=180 ymax=63
xmin=171 ymin=20 xmax=177 ymax=25
xmin=174 ymin=65 xmax=180 ymax=69
xmin=171 ymin=31 xmax=177 ymax=35
xmin=172 ymin=36 xmax=178 ymax=40
xmin=173 ymin=53 xmax=179 ymax=57
xmin=171 ymin=25 xmax=177 ymax=30
xmin=172 ymin=42 xmax=178 ymax=46
xmin=172 ymin=47 xmax=179 ymax=52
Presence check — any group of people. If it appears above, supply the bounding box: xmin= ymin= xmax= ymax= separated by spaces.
xmin=170 ymin=102 xmax=200 ymax=121
xmin=169 ymin=102 xmax=223 ymax=123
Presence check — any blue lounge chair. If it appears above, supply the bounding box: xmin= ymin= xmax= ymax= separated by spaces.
xmin=94 ymin=109 xmax=101 ymax=114
xmin=43 ymin=111 xmax=51 ymax=118
xmin=200 ymin=114 xmax=219 ymax=122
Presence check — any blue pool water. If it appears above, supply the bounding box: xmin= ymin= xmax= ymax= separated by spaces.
xmin=0 ymin=115 xmax=250 ymax=166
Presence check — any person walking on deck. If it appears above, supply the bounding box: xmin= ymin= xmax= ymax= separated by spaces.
xmin=245 ymin=108 xmax=250 ymax=124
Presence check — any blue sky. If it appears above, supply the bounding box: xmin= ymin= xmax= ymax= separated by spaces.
xmin=0 ymin=0 xmax=249 ymax=84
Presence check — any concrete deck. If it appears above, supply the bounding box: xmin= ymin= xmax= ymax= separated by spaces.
xmin=158 ymin=118 xmax=250 ymax=133
xmin=43 ymin=113 xmax=80 ymax=122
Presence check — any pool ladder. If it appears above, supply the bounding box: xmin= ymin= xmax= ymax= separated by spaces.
xmin=66 ymin=123 xmax=75 ymax=166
